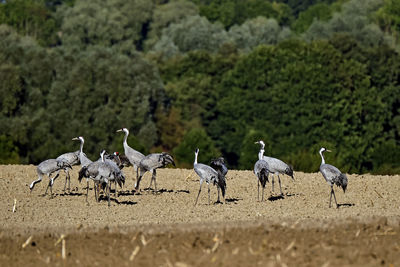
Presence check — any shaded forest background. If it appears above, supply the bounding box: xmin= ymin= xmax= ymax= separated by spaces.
xmin=0 ymin=0 xmax=399 ymax=174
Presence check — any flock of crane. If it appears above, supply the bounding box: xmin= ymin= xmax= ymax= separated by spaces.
xmin=29 ymin=128 xmax=348 ymax=208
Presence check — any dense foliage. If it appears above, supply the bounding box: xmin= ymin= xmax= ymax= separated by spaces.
xmin=0 ymin=0 xmax=399 ymax=174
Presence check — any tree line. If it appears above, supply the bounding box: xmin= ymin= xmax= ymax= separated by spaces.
xmin=0 ymin=0 xmax=399 ymax=174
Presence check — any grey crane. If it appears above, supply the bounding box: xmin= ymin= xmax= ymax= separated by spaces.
xmin=116 ymin=128 xmax=145 ymax=187
xmin=209 ymin=157 xmax=227 ymax=203
xmin=319 ymin=147 xmax=348 ymax=208
xmin=253 ymin=142 xmax=270 ymax=201
xmin=193 ymin=148 xmax=222 ymax=206
xmin=79 ymin=150 xmax=125 ymax=206
xmin=72 ymin=136 xmax=93 ymax=168
xmin=56 ymin=150 xmax=80 ymax=193
xmin=29 ymin=159 xmax=72 ymax=198
xmin=105 ymin=152 xmax=131 ymax=169
xmin=255 ymin=141 xmax=294 ymax=196
xmin=135 ymin=152 xmax=175 ymax=193
xmin=72 ymin=136 xmax=93 ymax=192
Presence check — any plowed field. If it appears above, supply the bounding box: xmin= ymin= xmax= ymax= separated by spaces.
xmin=0 ymin=165 xmax=399 ymax=266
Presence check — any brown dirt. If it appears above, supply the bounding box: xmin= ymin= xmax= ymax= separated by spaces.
xmin=0 ymin=165 xmax=399 ymax=266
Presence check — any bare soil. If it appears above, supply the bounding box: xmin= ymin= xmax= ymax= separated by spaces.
xmin=0 ymin=165 xmax=399 ymax=266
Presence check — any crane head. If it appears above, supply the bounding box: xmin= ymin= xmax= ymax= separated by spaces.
xmin=195 ymin=148 xmax=199 ymax=154
xmin=72 ymin=136 xmax=84 ymax=142
xmin=255 ymin=140 xmax=265 ymax=147
xmin=320 ymin=147 xmax=332 ymax=153
xmin=116 ymin=128 xmax=128 ymax=134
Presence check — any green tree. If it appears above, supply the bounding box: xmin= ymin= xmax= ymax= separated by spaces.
xmin=57 ymin=0 xmax=153 ymax=50
xmin=292 ymin=3 xmax=333 ymax=33
xmin=0 ymin=0 xmax=58 ymax=46
xmin=144 ymin=0 xmax=199 ymax=51
xmin=173 ymin=128 xmax=219 ymax=168
xmin=152 ymin=15 xmax=229 ymax=58
xmin=228 ymin=16 xmax=292 ymax=52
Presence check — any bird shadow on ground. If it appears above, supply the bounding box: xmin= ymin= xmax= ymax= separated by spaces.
xmin=61 ymin=192 xmax=84 ymax=197
xmin=156 ymin=188 xmax=174 ymax=194
xmin=285 ymin=192 xmax=303 ymax=197
xmin=114 ymin=199 xmax=137 ymax=205
xmin=268 ymin=195 xmax=285 ymax=201
xmin=97 ymin=196 xmax=137 ymax=206
xmin=175 ymin=189 xmax=190 ymax=194
xmin=338 ymin=203 xmax=355 ymax=208
xmin=116 ymin=190 xmax=136 ymax=196
xmin=225 ymin=197 xmax=242 ymax=203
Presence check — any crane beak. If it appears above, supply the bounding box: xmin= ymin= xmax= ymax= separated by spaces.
xmin=254 ymin=141 xmax=259 ymax=144
xmin=72 ymin=137 xmax=78 ymax=141
xmin=116 ymin=129 xmax=123 ymax=133
xmin=326 ymin=149 xmax=332 ymax=152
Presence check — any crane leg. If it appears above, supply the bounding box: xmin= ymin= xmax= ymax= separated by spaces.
xmin=50 ymin=172 xmax=60 ymax=199
xmin=115 ymin=181 xmax=118 ymax=198
xmin=67 ymin=169 xmax=71 ymax=193
xmin=194 ymin=182 xmax=203 ymax=206
xmin=135 ymin=169 xmax=145 ymax=192
xmin=330 ymin=186 xmax=338 ymax=208
xmin=262 ymin=185 xmax=265 ymax=202
xmin=257 ymin=180 xmax=260 ymax=202
xmin=278 ymin=174 xmax=283 ymax=196
xmin=63 ymin=170 xmax=68 ymax=193
xmin=45 ymin=175 xmax=52 ymax=196
xmin=133 ymin=165 xmax=139 ymax=190
xmin=94 ymin=183 xmax=99 ymax=202
xmin=152 ymin=170 xmax=157 ymax=193
xmin=107 ymin=182 xmax=111 ymax=207
xmin=208 ymin=184 xmax=211 ymax=205
xmin=86 ymin=180 xmax=90 ymax=203
xmin=217 ymin=187 xmax=220 ymax=203
xmin=271 ymin=174 xmax=275 ymax=194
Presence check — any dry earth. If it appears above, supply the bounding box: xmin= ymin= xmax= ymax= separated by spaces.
xmin=0 ymin=165 xmax=399 ymax=266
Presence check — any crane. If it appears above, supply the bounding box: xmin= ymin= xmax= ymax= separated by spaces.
xmin=319 ymin=147 xmax=348 ymax=208
xmin=253 ymin=142 xmax=270 ymax=201
xmin=209 ymin=157 xmax=227 ymax=203
xmin=72 ymin=136 xmax=92 ymax=167
xmin=116 ymin=128 xmax=145 ymax=188
xmin=193 ymin=148 xmax=221 ymax=206
xmin=255 ymin=141 xmax=294 ymax=196
xmin=72 ymin=136 xmax=93 ymax=193
xmin=29 ymin=159 xmax=72 ymax=198
xmin=79 ymin=150 xmax=125 ymax=206
xmin=136 ymin=152 xmax=175 ymax=193
xmin=56 ymin=150 xmax=80 ymax=193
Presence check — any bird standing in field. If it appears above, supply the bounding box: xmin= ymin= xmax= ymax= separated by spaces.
xmin=209 ymin=157 xmax=227 ymax=203
xmin=105 ymin=152 xmax=131 ymax=169
xmin=72 ymin=136 xmax=92 ymax=168
xmin=193 ymin=148 xmax=222 ymax=206
xmin=116 ymin=128 xmax=145 ymax=188
xmin=79 ymin=150 xmax=125 ymax=206
xmin=253 ymin=142 xmax=270 ymax=201
xmin=56 ymin=150 xmax=80 ymax=193
xmin=255 ymin=141 xmax=294 ymax=196
xmin=73 ymin=136 xmax=94 ymax=193
xmin=136 ymin=152 xmax=175 ymax=193
xmin=30 ymin=159 xmax=72 ymax=198
xmin=319 ymin=147 xmax=348 ymax=208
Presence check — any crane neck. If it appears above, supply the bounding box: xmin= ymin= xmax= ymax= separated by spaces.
xmin=79 ymin=139 xmax=84 ymax=154
xmin=258 ymin=148 xmax=265 ymax=160
xmin=194 ymin=152 xmax=198 ymax=165
xmin=320 ymin=150 xmax=325 ymax=165
xmin=101 ymin=152 xmax=105 ymax=162
xmin=123 ymin=131 xmax=129 ymax=148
